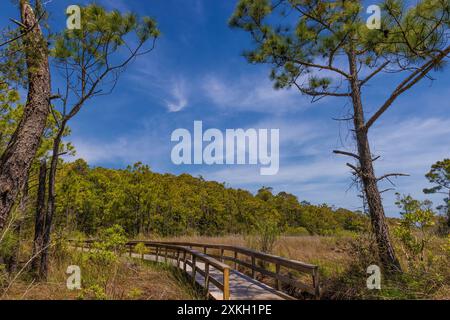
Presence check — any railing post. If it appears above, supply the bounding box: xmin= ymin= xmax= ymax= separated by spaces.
xmin=204 ymin=262 xmax=210 ymax=294
xmin=192 ymin=255 xmax=197 ymax=283
xmin=183 ymin=251 xmax=187 ymax=272
xmin=234 ymin=251 xmax=238 ymax=270
xmin=129 ymin=244 xmax=132 ymax=257
xmin=156 ymin=247 xmax=159 ymax=263
xmin=165 ymin=247 xmax=168 ymax=262
xmin=177 ymin=249 xmax=180 ymax=268
xmin=312 ymin=268 xmax=320 ymax=299
xmin=220 ymin=249 xmax=224 ymax=262
xmin=223 ymin=268 xmax=230 ymax=300
xmin=251 ymin=256 xmax=256 ymax=279
xmin=276 ymin=264 xmax=281 ymax=290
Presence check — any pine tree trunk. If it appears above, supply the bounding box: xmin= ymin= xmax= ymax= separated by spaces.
xmin=348 ymin=50 xmax=402 ymax=273
xmin=0 ymin=0 xmax=51 ymax=231
xmin=39 ymin=122 xmax=65 ymax=280
xmin=447 ymin=190 xmax=450 ymax=228
xmin=31 ymin=159 xmax=47 ymax=274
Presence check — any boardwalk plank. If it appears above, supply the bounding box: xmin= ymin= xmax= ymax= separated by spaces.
xmin=138 ymin=253 xmax=289 ymax=300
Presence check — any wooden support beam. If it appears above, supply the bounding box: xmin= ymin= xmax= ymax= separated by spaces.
xmin=251 ymin=257 xmax=256 ymax=279
xmin=276 ymin=264 xmax=281 ymax=290
xmin=223 ymin=268 xmax=230 ymax=300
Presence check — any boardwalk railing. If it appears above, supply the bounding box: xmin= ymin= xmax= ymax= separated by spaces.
xmin=71 ymin=240 xmax=231 ymax=300
xmin=134 ymin=241 xmax=320 ymax=298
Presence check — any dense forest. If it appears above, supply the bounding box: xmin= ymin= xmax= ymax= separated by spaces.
xmin=52 ymin=160 xmax=368 ymax=237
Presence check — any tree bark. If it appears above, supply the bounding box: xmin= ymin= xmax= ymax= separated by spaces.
xmin=0 ymin=0 xmax=51 ymax=232
xmin=447 ymin=190 xmax=450 ymax=228
xmin=348 ymin=50 xmax=402 ymax=273
xmin=39 ymin=121 xmax=66 ymax=280
xmin=31 ymin=158 xmax=47 ymax=274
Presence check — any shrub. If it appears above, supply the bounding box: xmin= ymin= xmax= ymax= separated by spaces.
xmin=394 ymin=194 xmax=436 ymax=264
xmin=284 ymin=226 xmax=309 ymax=236
xmin=134 ymin=242 xmax=148 ymax=260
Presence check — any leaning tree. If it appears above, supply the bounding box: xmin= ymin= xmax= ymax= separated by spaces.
xmin=0 ymin=0 xmax=51 ymax=231
xmin=230 ymin=0 xmax=449 ymax=272
xmin=36 ymin=5 xmax=160 ymax=279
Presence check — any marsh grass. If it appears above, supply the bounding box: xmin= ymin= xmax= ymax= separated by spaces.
xmin=153 ymin=234 xmax=449 ymax=300
xmin=1 ymin=241 xmax=202 ymax=300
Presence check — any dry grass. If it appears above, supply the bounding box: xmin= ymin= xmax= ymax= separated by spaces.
xmin=2 ymin=251 xmax=201 ymax=300
xmin=151 ymin=234 xmax=449 ymax=300
xmin=151 ymin=234 xmax=351 ymax=266
xmin=3 ymin=234 xmax=447 ymax=300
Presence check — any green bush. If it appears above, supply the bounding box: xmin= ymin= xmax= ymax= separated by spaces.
xmin=284 ymin=226 xmax=310 ymax=236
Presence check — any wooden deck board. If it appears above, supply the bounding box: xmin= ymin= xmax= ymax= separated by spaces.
xmin=136 ymin=253 xmax=288 ymax=300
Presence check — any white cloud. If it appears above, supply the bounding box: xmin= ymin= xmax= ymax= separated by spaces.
xmin=202 ymin=73 xmax=311 ymax=113
xmin=68 ymin=121 xmax=171 ymax=169
xmin=165 ymin=79 xmax=189 ymax=112
xmin=369 ymin=117 xmax=450 ymax=209
xmin=191 ymin=116 xmax=450 ymax=215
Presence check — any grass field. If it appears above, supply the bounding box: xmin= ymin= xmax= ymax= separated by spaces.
xmin=1 ymin=244 xmax=201 ymax=300
xmin=1 ymin=234 xmax=448 ymax=300
xmin=150 ymin=234 xmax=449 ymax=300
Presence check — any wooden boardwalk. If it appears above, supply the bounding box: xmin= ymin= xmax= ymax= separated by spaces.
xmin=135 ymin=252 xmax=289 ymax=300
xmin=75 ymin=240 xmax=320 ymax=300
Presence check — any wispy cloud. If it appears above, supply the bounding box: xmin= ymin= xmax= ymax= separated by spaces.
xmin=189 ymin=115 xmax=450 ymax=214
xmin=202 ymin=73 xmax=311 ymax=113
xmin=68 ymin=119 xmax=172 ymax=170
xmin=165 ymin=78 xmax=189 ymax=112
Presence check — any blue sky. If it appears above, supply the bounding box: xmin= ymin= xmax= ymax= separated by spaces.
xmin=1 ymin=0 xmax=449 ymax=216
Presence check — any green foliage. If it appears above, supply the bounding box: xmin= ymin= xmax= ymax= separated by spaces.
xmin=78 ymin=284 xmax=107 ymax=300
xmin=424 ymin=159 xmax=450 ymax=227
xmin=91 ymin=224 xmax=128 ymax=261
xmin=229 ymin=0 xmax=448 ymax=93
xmin=68 ymin=225 xmax=128 ymax=298
xmin=52 ymin=4 xmax=159 ymax=75
xmin=284 ymin=226 xmax=309 ymax=236
xmin=394 ymin=194 xmax=435 ymax=263
xmin=252 ymin=209 xmax=280 ymax=253
xmin=54 ymin=160 xmax=367 ymax=238
xmin=0 ymin=228 xmax=18 ymax=262
xmin=53 ymin=4 xmax=159 ymax=61
xmin=134 ymin=242 xmax=148 ymax=259
xmin=0 ymin=83 xmax=22 ymax=154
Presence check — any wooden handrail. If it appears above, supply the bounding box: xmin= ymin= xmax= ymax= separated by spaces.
xmin=70 ymin=239 xmax=231 ymax=300
xmin=141 ymin=241 xmax=320 ymax=298
xmin=70 ymin=239 xmax=320 ymax=299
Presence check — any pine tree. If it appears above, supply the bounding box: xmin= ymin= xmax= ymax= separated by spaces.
xmin=229 ymin=0 xmax=449 ymax=272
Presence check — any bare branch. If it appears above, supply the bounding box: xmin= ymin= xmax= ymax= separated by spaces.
xmin=364 ymin=45 xmax=450 ymax=130
xmin=333 ymin=150 xmax=360 ymax=160
xmin=359 ymin=61 xmax=390 ymax=87
xmin=346 ymin=163 xmax=361 ymax=175
xmin=377 ymin=173 xmax=410 ymax=182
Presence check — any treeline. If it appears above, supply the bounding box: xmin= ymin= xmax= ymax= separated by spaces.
xmin=52 ymin=160 xmax=368 ymax=237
